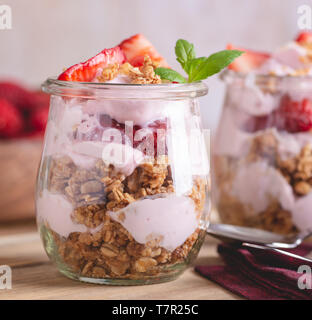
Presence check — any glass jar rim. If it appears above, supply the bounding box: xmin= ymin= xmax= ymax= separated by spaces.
xmin=220 ymin=69 xmax=312 ymax=92
xmin=221 ymin=69 xmax=312 ymax=81
xmin=42 ymin=77 xmax=208 ymax=100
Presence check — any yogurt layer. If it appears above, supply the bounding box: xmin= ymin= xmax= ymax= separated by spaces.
xmin=109 ymin=195 xmax=198 ymax=251
xmin=230 ymin=161 xmax=312 ymax=230
xmin=231 ymin=161 xmax=295 ymax=215
xmin=37 ymin=190 xmax=86 ymax=237
xmin=44 ymin=99 xmax=146 ymax=174
xmin=214 ymin=105 xmax=312 ymax=159
xmin=83 ymin=99 xmax=189 ymax=126
xmin=226 ymin=77 xmax=281 ymax=116
xmin=223 ymin=40 xmax=312 ymax=118
xmin=273 ymin=42 xmax=307 ymax=69
xmin=47 ymin=95 xmax=209 ymax=179
xmin=292 ymin=193 xmax=312 ymax=230
xmin=71 ymin=141 xmax=145 ymax=175
xmin=258 ymin=42 xmax=311 ymax=76
xmin=37 ymin=190 xmax=104 ymax=238
xmin=92 ymin=73 xmax=132 ymax=84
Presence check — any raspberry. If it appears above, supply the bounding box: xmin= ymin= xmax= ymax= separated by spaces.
xmin=276 ymin=95 xmax=312 ymax=133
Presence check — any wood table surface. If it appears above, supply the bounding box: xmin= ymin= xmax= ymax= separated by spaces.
xmin=0 ymin=219 xmax=240 ymax=300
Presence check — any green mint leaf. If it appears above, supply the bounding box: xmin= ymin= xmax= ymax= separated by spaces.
xmin=175 ymin=39 xmax=196 ymax=72
xmin=155 ymin=67 xmax=186 ymax=83
xmin=184 ymin=57 xmax=206 ymax=78
xmin=188 ymin=50 xmax=243 ymax=82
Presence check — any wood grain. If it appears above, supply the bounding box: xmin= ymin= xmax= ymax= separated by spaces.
xmin=0 ymin=221 xmax=239 ymax=300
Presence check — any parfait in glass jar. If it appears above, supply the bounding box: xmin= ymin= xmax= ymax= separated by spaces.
xmin=214 ymin=32 xmax=312 ymax=235
xmin=37 ymin=34 xmax=241 ymax=284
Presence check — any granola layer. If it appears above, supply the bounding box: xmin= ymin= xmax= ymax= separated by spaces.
xmin=214 ymin=131 xmax=312 ymax=234
xmin=39 ymin=155 xmax=207 ymax=279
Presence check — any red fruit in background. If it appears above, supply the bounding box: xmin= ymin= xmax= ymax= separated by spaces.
xmin=120 ymin=34 xmax=168 ymax=67
xmin=276 ymin=95 xmax=312 ymax=133
xmin=58 ymin=46 xmax=126 ymax=82
xmin=226 ymin=44 xmax=270 ymax=72
xmin=295 ymin=31 xmax=312 ymax=44
xmin=0 ymin=99 xmax=23 ymax=138
xmin=0 ymin=81 xmax=33 ymax=110
xmin=29 ymin=106 xmax=49 ymax=133
xmin=31 ymin=91 xmax=50 ymax=109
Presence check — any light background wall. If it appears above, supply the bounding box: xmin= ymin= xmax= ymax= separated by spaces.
xmin=0 ymin=0 xmax=309 ymax=130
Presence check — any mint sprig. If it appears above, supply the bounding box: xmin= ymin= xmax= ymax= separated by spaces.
xmin=175 ymin=39 xmax=196 ymax=73
xmin=155 ymin=67 xmax=186 ymax=83
xmin=155 ymin=39 xmax=243 ymax=83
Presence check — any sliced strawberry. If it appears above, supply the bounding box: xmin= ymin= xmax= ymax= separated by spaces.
xmin=243 ymin=96 xmax=312 ymax=133
xmin=120 ymin=34 xmax=168 ymax=67
xmin=0 ymin=99 xmax=23 ymax=138
xmin=226 ymin=44 xmax=270 ymax=73
xmin=275 ymin=95 xmax=312 ymax=133
xmin=58 ymin=46 xmax=126 ymax=82
xmin=295 ymin=31 xmax=312 ymax=44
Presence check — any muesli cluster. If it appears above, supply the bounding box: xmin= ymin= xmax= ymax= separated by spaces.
xmin=98 ymin=56 xmax=162 ymax=84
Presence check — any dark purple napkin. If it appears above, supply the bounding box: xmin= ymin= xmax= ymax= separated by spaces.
xmin=195 ymin=243 xmax=312 ymax=300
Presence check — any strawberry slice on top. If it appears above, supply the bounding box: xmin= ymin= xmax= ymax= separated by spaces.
xmin=226 ymin=44 xmax=270 ymax=73
xmin=120 ymin=34 xmax=168 ymax=67
xmin=58 ymin=46 xmax=126 ymax=82
xmin=295 ymin=31 xmax=312 ymax=44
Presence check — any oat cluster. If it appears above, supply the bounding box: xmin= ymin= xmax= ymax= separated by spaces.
xmin=97 ymin=56 xmax=162 ymax=84
xmin=45 ymin=156 xmax=206 ymax=279
xmin=278 ymin=144 xmax=312 ymax=196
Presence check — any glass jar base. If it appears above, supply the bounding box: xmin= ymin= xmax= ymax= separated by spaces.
xmin=58 ymin=266 xmax=184 ymax=286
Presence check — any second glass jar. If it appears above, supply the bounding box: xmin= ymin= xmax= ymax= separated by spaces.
xmin=214 ymin=71 xmax=312 ymax=235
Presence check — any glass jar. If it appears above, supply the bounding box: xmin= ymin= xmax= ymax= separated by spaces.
xmin=214 ymin=71 xmax=312 ymax=235
xmin=36 ymin=78 xmax=210 ymax=285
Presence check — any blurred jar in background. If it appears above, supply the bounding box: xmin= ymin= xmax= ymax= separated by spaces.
xmin=214 ymin=71 xmax=312 ymax=235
